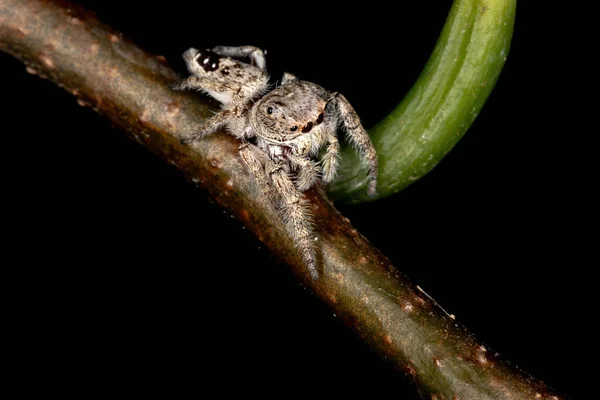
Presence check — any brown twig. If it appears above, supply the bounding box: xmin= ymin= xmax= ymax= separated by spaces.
xmin=0 ymin=1 xmax=562 ymax=398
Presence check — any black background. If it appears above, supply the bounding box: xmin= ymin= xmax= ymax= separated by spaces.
xmin=3 ymin=1 xmax=587 ymax=398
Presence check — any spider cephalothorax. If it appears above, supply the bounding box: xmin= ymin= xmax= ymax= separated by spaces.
xmin=173 ymin=46 xmax=378 ymax=279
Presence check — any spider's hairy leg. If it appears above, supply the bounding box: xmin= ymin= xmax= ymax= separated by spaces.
xmin=171 ymin=75 xmax=205 ymax=91
xmin=281 ymin=72 xmax=298 ymax=85
xmin=238 ymin=143 xmax=276 ymax=203
xmin=320 ymin=132 xmax=341 ymax=185
xmin=212 ymin=46 xmax=267 ymax=71
xmin=287 ymin=154 xmax=322 ymax=191
xmin=330 ymin=93 xmax=378 ymax=196
xmin=180 ymin=107 xmax=239 ymax=144
xmin=172 ymin=74 xmax=239 ymax=104
xmin=266 ymin=160 xmax=318 ymax=280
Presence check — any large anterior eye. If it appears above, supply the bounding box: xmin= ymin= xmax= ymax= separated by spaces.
xmin=195 ymin=50 xmax=220 ymax=72
xmin=301 ymin=122 xmax=313 ymax=133
xmin=267 ymin=107 xmax=273 ymax=115
xmin=316 ymin=113 xmax=324 ymax=125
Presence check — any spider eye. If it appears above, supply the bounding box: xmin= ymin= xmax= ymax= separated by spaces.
xmin=195 ymin=50 xmax=220 ymax=72
xmin=302 ymin=122 xmax=313 ymax=133
xmin=267 ymin=107 xmax=273 ymax=115
xmin=290 ymin=126 xmax=298 ymax=132
xmin=316 ymin=112 xmax=324 ymax=125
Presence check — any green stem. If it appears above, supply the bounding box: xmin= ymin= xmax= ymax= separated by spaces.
xmin=329 ymin=0 xmax=516 ymax=203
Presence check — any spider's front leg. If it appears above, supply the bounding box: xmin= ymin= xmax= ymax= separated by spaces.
xmin=239 ymin=145 xmax=318 ymax=279
xmin=238 ymin=142 xmax=277 ymax=203
xmin=287 ymin=154 xmax=322 ymax=191
xmin=211 ymin=46 xmax=267 ymax=71
xmin=320 ymin=132 xmax=341 ymax=186
xmin=329 ymin=93 xmax=378 ymax=196
xmin=265 ymin=160 xmax=318 ymax=280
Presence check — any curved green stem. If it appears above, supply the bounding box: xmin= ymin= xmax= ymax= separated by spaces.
xmin=329 ymin=0 xmax=516 ymax=203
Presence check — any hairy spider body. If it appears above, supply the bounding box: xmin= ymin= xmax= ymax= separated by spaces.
xmin=174 ymin=46 xmax=378 ymax=279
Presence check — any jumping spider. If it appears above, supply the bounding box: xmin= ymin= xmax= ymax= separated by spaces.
xmin=173 ymin=45 xmax=378 ymax=279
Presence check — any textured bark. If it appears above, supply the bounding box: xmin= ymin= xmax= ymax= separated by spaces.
xmin=0 ymin=1 xmax=562 ymax=398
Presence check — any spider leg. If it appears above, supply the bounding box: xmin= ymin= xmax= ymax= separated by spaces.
xmin=329 ymin=93 xmax=378 ymax=196
xmin=238 ymin=143 xmax=276 ymax=203
xmin=320 ymin=131 xmax=340 ymax=185
xmin=281 ymin=72 xmax=298 ymax=85
xmin=171 ymin=75 xmax=206 ymax=91
xmin=211 ymin=46 xmax=267 ymax=71
xmin=180 ymin=107 xmax=239 ymax=144
xmin=239 ymin=145 xmax=317 ymax=279
xmin=266 ymin=160 xmax=318 ymax=280
xmin=287 ymin=154 xmax=322 ymax=191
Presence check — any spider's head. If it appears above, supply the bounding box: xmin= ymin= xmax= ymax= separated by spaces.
xmin=252 ymin=84 xmax=327 ymax=143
